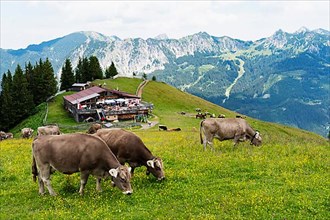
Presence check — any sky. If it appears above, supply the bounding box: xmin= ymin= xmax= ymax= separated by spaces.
xmin=1 ymin=0 xmax=329 ymax=49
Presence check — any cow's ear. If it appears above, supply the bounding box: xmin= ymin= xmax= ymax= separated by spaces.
xmin=109 ymin=168 xmax=118 ymax=178
xmin=155 ymin=159 xmax=162 ymax=168
xmin=147 ymin=160 xmax=155 ymax=168
xmin=128 ymin=167 xmax=132 ymax=173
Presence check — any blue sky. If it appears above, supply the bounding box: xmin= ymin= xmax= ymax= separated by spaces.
xmin=1 ymin=1 xmax=329 ymax=49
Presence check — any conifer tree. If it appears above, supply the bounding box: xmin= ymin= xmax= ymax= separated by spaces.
xmin=32 ymin=58 xmax=57 ymax=104
xmin=105 ymin=61 xmax=119 ymax=79
xmin=11 ymin=65 xmax=35 ymax=124
xmin=89 ymin=56 xmax=103 ymax=80
xmin=25 ymin=62 xmax=34 ymax=94
xmin=81 ymin=57 xmax=91 ymax=82
xmin=142 ymin=73 xmax=147 ymax=80
xmin=75 ymin=57 xmax=83 ymax=83
xmin=60 ymin=58 xmax=75 ymax=91
xmin=32 ymin=59 xmax=44 ymax=104
xmin=42 ymin=58 xmax=58 ymax=100
xmin=0 ymin=71 xmax=14 ymax=130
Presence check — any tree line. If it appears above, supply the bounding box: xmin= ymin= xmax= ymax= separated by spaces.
xmin=0 ymin=56 xmax=119 ymax=131
xmin=60 ymin=56 xmax=118 ymax=91
xmin=0 ymin=58 xmax=57 ymax=131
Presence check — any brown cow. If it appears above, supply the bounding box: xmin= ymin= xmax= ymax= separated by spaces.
xmin=87 ymin=123 xmax=102 ymax=134
xmin=21 ymin=128 xmax=34 ymax=138
xmin=196 ymin=113 xmax=206 ymax=119
xmin=32 ymin=133 xmax=132 ymax=196
xmin=0 ymin=131 xmax=13 ymax=140
xmin=37 ymin=125 xmax=61 ymax=136
xmin=94 ymin=128 xmax=165 ymax=181
xmin=5 ymin=132 xmax=13 ymax=139
xmin=200 ymin=118 xmax=262 ymax=151
xmin=0 ymin=131 xmax=6 ymax=140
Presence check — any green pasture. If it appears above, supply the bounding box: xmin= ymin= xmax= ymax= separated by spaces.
xmin=1 ymin=77 xmax=329 ymax=219
xmin=1 ymin=131 xmax=329 ymax=219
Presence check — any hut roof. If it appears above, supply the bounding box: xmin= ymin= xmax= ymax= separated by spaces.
xmin=64 ymin=86 xmax=106 ymax=104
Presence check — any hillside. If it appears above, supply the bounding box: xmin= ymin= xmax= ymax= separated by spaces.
xmin=10 ymin=77 xmax=327 ymax=144
xmin=1 ymin=28 xmax=329 ymax=136
xmin=96 ymin=77 xmax=326 ymax=145
xmin=1 ymin=77 xmax=329 ymax=219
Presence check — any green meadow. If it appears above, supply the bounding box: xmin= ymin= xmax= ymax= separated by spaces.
xmin=1 ymin=78 xmax=329 ymax=219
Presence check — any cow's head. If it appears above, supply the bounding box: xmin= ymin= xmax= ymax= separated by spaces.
xmin=109 ymin=165 xmax=133 ymax=195
xmin=146 ymin=157 xmax=165 ymax=181
xmin=28 ymin=129 xmax=34 ymax=136
xmin=250 ymin=131 xmax=262 ymax=146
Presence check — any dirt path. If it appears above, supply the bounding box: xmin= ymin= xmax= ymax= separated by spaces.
xmin=136 ymin=80 xmax=149 ymax=97
xmin=136 ymin=80 xmax=159 ymax=129
xmin=140 ymin=116 xmax=159 ymax=130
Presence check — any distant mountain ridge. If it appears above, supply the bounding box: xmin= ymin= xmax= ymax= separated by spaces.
xmin=0 ymin=28 xmax=329 ymax=136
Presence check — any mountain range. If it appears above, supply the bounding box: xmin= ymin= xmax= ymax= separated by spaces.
xmin=0 ymin=27 xmax=329 ymax=137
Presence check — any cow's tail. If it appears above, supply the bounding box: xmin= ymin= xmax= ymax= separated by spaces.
xmin=200 ymin=119 xmax=205 ymax=144
xmin=31 ymin=143 xmax=38 ymax=182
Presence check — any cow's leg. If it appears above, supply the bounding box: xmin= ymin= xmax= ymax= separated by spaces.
xmin=37 ymin=173 xmax=45 ymax=195
xmin=204 ymin=134 xmax=215 ymax=151
xmin=96 ymin=178 xmax=102 ymax=192
xmin=39 ymin=165 xmax=56 ymax=196
xmin=233 ymin=135 xmax=241 ymax=147
xmin=79 ymin=171 xmax=90 ymax=195
xmin=203 ymin=137 xmax=207 ymax=151
xmin=202 ymin=136 xmax=211 ymax=151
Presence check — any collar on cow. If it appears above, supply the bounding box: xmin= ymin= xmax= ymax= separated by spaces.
xmin=250 ymin=132 xmax=258 ymax=145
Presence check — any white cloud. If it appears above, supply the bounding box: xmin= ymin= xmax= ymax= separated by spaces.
xmin=1 ymin=1 xmax=329 ymax=49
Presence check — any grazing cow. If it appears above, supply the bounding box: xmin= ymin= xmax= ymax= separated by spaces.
xmin=0 ymin=131 xmax=13 ymax=140
xmin=94 ymin=128 xmax=165 ymax=181
xmin=158 ymin=125 xmax=168 ymax=131
xmin=32 ymin=133 xmax=132 ymax=196
xmin=21 ymin=128 xmax=34 ymax=138
xmin=167 ymin=128 xmax=181 ymax=132
xmin=196 ymin=113 xmax=206 ymax=119
xmin=0 ymin=131 xmax=6 ymax=140
xmin=5 ymin=132 xmax=13 ymax=139
xmin=87 ymin=123 xmax=102 ymax=134
xmin=200 ymin=118 xmax=262 ymax=151
xmin=37 ymin=125 xmax=61 ymax=136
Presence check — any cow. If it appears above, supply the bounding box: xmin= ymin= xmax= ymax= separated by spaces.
xmin=0 ymin=131 xmax=6 ymax=140
xmin=87 ymin=123 xmax=102 ymax=134
xmin=5 ymin=132 xmax=13 ymax=139
xmin=158 ymin=125 xmax=168 ymax=131
xmin=31 ymin=133 xmax=132 ymax=196
xmin=37 ymin=125 xmax=61 ymax=136
xmin=200 ymin=118 xmax=262 ymax=151
xmin=94 ymin=128 xmax=165 ymax=181
xmin=21 ymin=128 xmax=34 ymax=138
xmin=167 ymin=128 xmax=181 ymax=132
xmin=196 ymin=113 xmax=206 ymax=119
xmin=0 ymin=131 xmax=13 ymax=140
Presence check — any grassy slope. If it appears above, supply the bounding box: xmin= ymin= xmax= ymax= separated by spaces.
xmin=1 ymin=77 xmax=329 ymax=219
